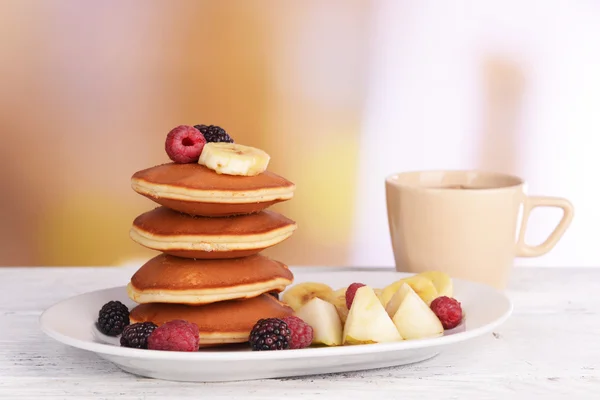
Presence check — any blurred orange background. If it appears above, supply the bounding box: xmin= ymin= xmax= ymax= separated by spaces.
xmin=2 ymin=1 xmax=599 ymax=268
xmin=0 ymin=0 xmax=370 ymax=266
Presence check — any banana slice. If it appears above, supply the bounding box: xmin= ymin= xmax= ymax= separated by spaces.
xmin=281 ymin=282 xmax=333 ymax=311
xmin=198 ymin=143 xmax=270 ymax=176
xmin=325 ymin=287 xmax=349 ymax=325
xmin=380 ymin=276 xmax=439 ymax=307
xmin=415 ymin=271 xmax=453 ymax=298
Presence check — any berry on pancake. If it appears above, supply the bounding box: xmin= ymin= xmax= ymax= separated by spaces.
xmin=165 ymin=125 xmax=207 ymax=164
xmin=194 ymin=124 xmax=234 ymax=143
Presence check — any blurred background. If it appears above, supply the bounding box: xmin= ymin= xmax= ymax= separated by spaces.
xmin=1 ymin=0 xmax=598 ymax=268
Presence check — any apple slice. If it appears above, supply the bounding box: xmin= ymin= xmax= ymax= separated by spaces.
xmin=343 ymin=286 xmax=402 ymax=345
xmin=385 ymin=283 xmax=444 ymax=340
xmin=295 ymin=297 xmax=343 ymax=346
xmin=380 ymin=275 xmax=439 ymax=307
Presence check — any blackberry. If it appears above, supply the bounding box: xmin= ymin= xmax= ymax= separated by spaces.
xmin=120 ymin=322 xmax=158 ymax=349
xmin=194 ymin=124 xmax=234 ymax=143
xmin=249 ymin=318 xmax=291 ymax=351
xmin=97 ymin=300 xmax=130 ymax=336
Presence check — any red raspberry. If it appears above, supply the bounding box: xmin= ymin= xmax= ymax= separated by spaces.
xmin=282 ymin=316 xmax=313 ymax=349
xmin=430 ymin=296 xmax=463 ymax=329
xmin=147 ymin=320 xmax=200 ymax=352
xmin=165 ymin=125 xmax=207 ymax=164
xmin=345 ymin=283 xmax=366 ymax=309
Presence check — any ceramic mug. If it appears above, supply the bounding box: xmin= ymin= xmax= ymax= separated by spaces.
xmin=385 ymin=170 xmax=574 ymax=290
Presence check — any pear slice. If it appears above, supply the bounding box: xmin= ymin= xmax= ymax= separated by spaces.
xmin=385 ymin=283 xmax=444 ymax=340
xmin=295 ymin=297 xmax=343 ymax=346
xmin=380 ymin=276 xmax=439 ymax=307
xmin=415 ymin=271 xmax=453 ymax=297
xmin=343 ymin=286 xmax=402 ymax=345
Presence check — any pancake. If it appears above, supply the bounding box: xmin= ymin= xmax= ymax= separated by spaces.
xmin=129 ymin=294 xmax=294 ymax=346
xmin=131 ymin=163 xmax=295 ymax=217
xmin=130 ymin=206 xmax=297 ymax=259
xmin=127 ymin=253 xmax=294 ymax=305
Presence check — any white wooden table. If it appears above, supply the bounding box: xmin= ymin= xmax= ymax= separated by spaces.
xmin=0 ymin=266 xmax=598 ymax=399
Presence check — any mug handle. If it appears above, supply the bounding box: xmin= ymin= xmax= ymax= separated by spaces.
xmin=516 ymin=196 xmax=574 ymax=257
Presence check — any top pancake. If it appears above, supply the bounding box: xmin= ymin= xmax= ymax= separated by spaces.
xmin=131 ymin=163 xmax=295 ymax=217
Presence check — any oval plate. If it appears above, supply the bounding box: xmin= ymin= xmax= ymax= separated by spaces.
xmin=40 ymin=267 xmax=512 ymax=382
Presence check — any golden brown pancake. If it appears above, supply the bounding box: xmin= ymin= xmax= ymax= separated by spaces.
xmin=131 ymin=163 xmax=295 ymax=217
xmin=129 ymin=294 xmax=294 ymax=346
xmin=127 ymin=253 xmax=294 ymax=305
xmin=130 ymin=206 xmax=297 ymax=259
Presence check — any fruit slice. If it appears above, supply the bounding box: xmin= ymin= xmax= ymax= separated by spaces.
xmin=373 ymin=288 xmax=385 ymax=304
xmin=282 ymin=282 xmax=334 ymax=312
xmin=295 ymin=297 xmax=343 ymax=346
xmin=198 ymin=142 xmax=270 ymax=176
xmin=325 ymin=287 xmax=349 ymax=325
xmin=415 ymin=271 xmax=453 ymax=297
xmin=380 ymin=276 xmax=439 ymax=307
xmin=343 ymin=286 xmax=402 ymax=345
xmin=385 ymin=283 xmax=444 ymax=340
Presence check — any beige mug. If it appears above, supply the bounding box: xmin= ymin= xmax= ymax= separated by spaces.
xmin=385 ymin=170 xmax=574 ymax=290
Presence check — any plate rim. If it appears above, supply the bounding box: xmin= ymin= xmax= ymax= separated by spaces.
xmin=39 ymin=268 xmax=513 ymax=360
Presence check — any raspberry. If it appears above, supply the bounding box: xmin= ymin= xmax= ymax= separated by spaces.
xmin=147 ymin=320 xmax=200 ymax=352
xmin=165 ymin=125 xmax=207 ymax=163
xmin=345 ymin=283 xmax=366 ymax=309
xmin=97 ymin=300 xmax=129 ymax=336
xmin=249 ymin=318 xmax=291 ymax=351
xmin=194 ymin=124 xmax=234 ymax=143
xmin=430 ymin=296 xmax=463 ymax=330
xmin=281 ymin=316 xmax=313 ymax=349
xmin=120 ymin=322 xmax=157 ymax=349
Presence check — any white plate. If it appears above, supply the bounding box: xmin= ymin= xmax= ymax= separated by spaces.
xmin=40 ymin=267 xmax=512 ymax=382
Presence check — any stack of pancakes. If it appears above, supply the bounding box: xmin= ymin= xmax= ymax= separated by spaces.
xmin=126 ymin=162 xmax=297 ymax=347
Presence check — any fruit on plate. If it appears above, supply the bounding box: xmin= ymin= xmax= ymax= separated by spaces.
xmin=324 ymin=287 xmax=348 ymax=324
xmin=373 ymin=288 xmax=385 ymax=303
xmin=282 ymin=282 xmax=333 ymax=312
xmin=281 ymin=316 xmax=314 ymax=349
xmin=147 ymin=319 xmax=200 ymax=352
xmin=295 ymin=297 xmax=343 ymax=346
xmin=430 ymin=296 xmax=463 ymax=329
xmin=343 ymin=286 xmax=402 ymax=345
xmin=380 ymin=275 xmax=439 ymax=307
xmin=198 ymin=142 xmax=270 ymax=176
xmin=385 ymin=283 xmax=444 ymax=340
xmin=415 ymin=271 xmax=453 ymax=297
xmin=345 ymin=282 xmax=366 ymax=309
xmin=249 ymin=318 xmax=292 ymax=351
xmin=97 ymin=300 xmax=130 ymax=336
